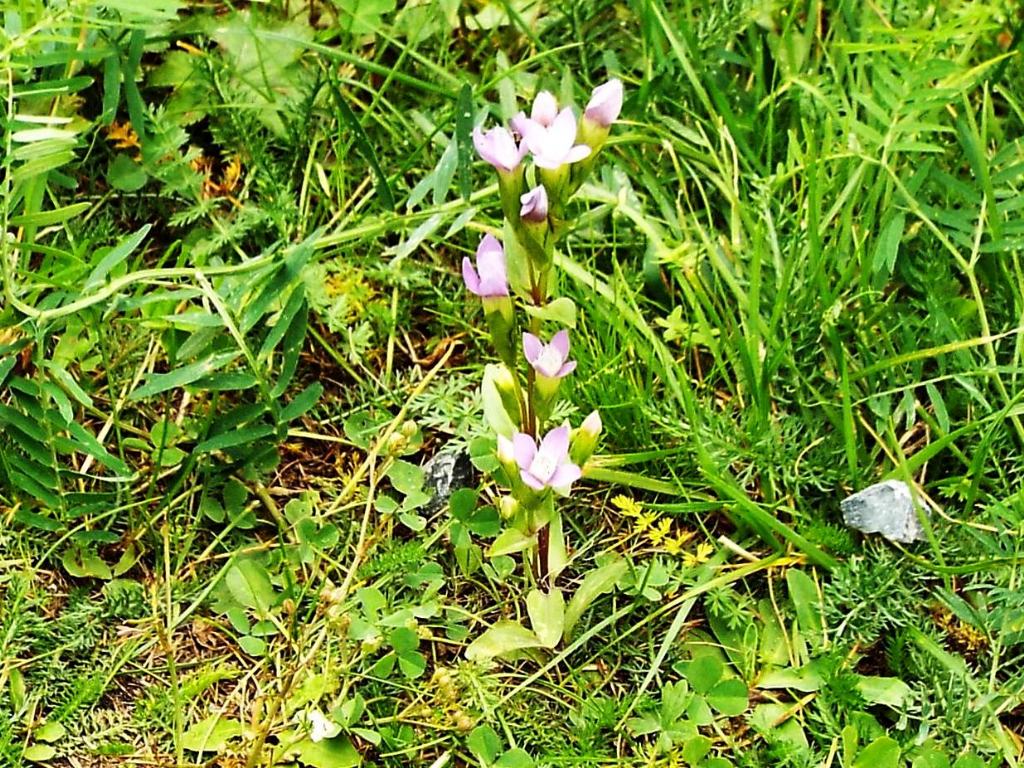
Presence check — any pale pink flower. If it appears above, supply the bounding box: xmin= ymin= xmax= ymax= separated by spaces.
xmin=519 ymin=107 xmax=591 ymax=170
xmin=472 ymin=125 xmax=527 ymax=172
xmin=462 ymin=234 xmax=509 ymax=297
xmin=523 ymin=329 xmax=575 ymax=378
xmin=520 ymin=185 xmax=549 ymax=222
xmin=499 ymin=425 xmax=581 ymax=494
xmin=584 ymin=79 xmax=623 ymax=127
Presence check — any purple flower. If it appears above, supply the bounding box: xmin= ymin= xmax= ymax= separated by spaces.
xmin=520 ymin=185 xmax=549 ymax=223
xmin=523 ymin=329 xmax=576 ymax=379
xmin=584 ymin=79 xmax=623 ymax=127
xmin=520 ymin=107 xmax=591 ymax=170
xmin=472 ymin=125 xmax=527 ymax=172
xmin=462 ymin=234 xmax=509 ymax=297
xmin=501 ymin=425 xmax=581 ymax=494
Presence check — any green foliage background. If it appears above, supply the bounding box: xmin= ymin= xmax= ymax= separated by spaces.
xmin=2 ymin=0 xmax=1024 ymax=766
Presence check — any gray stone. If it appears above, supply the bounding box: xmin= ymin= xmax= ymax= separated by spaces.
xmin=841 ymin=480 xmax=927 ymax=543
xmin=421 ymin=448 xmax=475 ymax=513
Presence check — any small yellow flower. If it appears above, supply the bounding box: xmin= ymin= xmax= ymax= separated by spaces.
xmin=683 ymin=541 xmax=715 ymax=568
xmin=646 ymin=517 xmax=673 ymax=545
xmin=612 ymin=494 xmax=643 ymax=517
xmin=663 ymin=530 xmax=694 ymax=555
xmin=633 ymin=511 xmax=659 ymax=532
xmin=105 ymin=120 xmax=140 ymax=150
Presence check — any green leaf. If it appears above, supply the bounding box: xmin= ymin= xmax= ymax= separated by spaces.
xmin=195 ymin=424 xmax=275 ymax=454
xmin=280 ymin=382 xmax=323 ymax=422
xmin=181 ymin=715 xmax=244 ymax=753
xmin=465 ymin=620 xmax=543 ymax=661
xmin=684 ymin=654 xmax=723 ymax=694
xmin=83 ymin=224 xmax=151 ymax=291
xmin=855 ymin=676 xmax=911 ymax=708
xmin=61 ymin=546 xmax=112 ymax=580
xmin=34 ymin=722 xmax=65 ymax=743
xmin=853 ymin=737 xmax=901 ymax=768
xmin=107 ymin=154 xmax=147 ymax=191
xmin=526 ymin=588 xmax=564 ymax=648
xmin=495 ymin=749 xmax=534 ymax=768
xmin=786 ymin=569 xmax=823 ymax=649
xmin=329 ymin=77 xmax=394 ymax=207
xmin=757 ymin=662 xmax=823 ymax=692
xmin=681 ymin=735 xmax=711 ymax=766
xmin=469 ymin=435 xmax=499 ymax=472
xmin=225 ymin=558 xmax=276 ymax=615
xmin=129 ymin=352 xmax=241 ymax=400
xmin=707 ymin=678 xmax=748 ymax=717
xmin=488 ymin=528 xmax=535 ymax=558
xmin=467 ymin=506 xmax=501 ymax=537
xmin=467 ymin=725 xmax=502 ymax=765
xmin=397 ymin=650 xmax=426 ymax=678
xmin=9 ymin=202 xmax=89 ymax=226
xmin=388 ymin=627 xmax=419 ymax=654
xmin=449 ymin=488 xmax=479 ymax=520
xmin=562 ymin=558 xmax=627 ymax=640
xmin=911 ymin=749 xmax=950 ymax=768
xmin=238 ymin=635 xmax=267 ymax=656
xmin=288 ymin=734 xmax=361 ymax=768
xmin=42 ymin=362 xmax=93 ymax=408
xmin=925 ymin=382 xmax=950 ymax=434
xmin=258 ymin=287 xmax=307 ymax=360
xmin=23 ymin=744 xmax=56 ymax=762
xmin=455 ymin=83 xmax=474 ymax=200
xmin=343 ymin=411 xmax=389 ymax=449
xmin=523 ymin=296 xmax=576 ymax=328
xmin=334 ymin=0 xmax=396 ymax=34
xmin=482 ymin=364 xmax=517 ymax=438
xmin=871 ymin=212 xmax=905 ymax=276
xmin=386 ymin=460 xmax=424 ymax=496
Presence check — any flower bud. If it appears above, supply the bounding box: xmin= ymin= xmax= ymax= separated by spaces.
xmin=584 ymin=79 xmax=623 ymax=128
xmin=499 ymin=495 xmax=519 ymax=520
xmin=520 ymin=185 xmax=549 ymax=223
xmin=484 ymin=364 xmax=522 ymax=437
xmin=570 ymin=410 xmax=602 ymax=465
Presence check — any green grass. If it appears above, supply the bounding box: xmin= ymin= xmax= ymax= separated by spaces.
xmin=2 ymin=0 xmax=1024 ymax=766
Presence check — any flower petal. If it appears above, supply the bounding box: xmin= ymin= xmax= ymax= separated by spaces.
xmin=496 ymin=434 xmax=516 ymax=463
xmin=520 ymin=118 xmax=548 ymax=156
xmin=473 ymin=125 xmax=523 ymax=172
xmin=556 ymin=360 xmax=577 ymax=378
xmin=520 ymin=185 xmax=548 ymax=222
xmin=551 ymin=329 xmax=570 ymax=357
xmin=512 ymin=432 xmax=537 ymax=470
xmin=549 ymin=108 xmax=579 ymax=156
xmin=520 ymin=470 xmax=547 ymax=490
xmin=537 ymin=424 xmax=570 ymax=463
xmin=461 ymin=257 xmax=481 ymax=295
xmin=472 ymin=126 xmax=490 ymax=161
xmin=532 ymin=91 xmax=558 ymax=125
xmin=522 ymin=332 xmax=543 ymax=364
xmin=565 ymin=144 xmax=592 ymax=163
xmin=473 ymin=234 xmax=508 ymax=296
xmin=581 ymin=410 xmax=602 ymax=435
xmin=509 ymin=111 xmax=531 ymax=137
xmin=549 ymin=462 xmax=582 ymax=493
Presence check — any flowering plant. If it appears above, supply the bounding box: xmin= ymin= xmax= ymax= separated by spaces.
xmin=460 ymin=78 xmax=625 ymax=660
